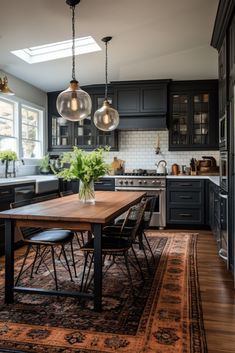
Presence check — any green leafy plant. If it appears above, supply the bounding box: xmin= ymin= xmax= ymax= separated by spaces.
xmin=56 ymin=146 xmax=111 ymax=183
xmin=0 ymin=150 xmax=18 ymax=162
xmin=39 ymin=154 xmax=50 ymax=171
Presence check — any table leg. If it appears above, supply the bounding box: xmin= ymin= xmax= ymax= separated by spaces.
xmin=92 ymin=223 xmax=102 ymax=311
xmin=5 ymin=219 xmax=14 ymax=303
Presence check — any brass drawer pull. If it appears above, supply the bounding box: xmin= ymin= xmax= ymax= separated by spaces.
xmin=179 ymin=213 xmax=192 ymax=217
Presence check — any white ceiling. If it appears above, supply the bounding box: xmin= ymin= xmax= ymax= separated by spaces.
xmin=0 ymin=0 xmax=219 ymax=93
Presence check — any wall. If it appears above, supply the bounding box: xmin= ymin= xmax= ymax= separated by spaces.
xmin=0 ymin=71 xmax=47 ymax=108
xmin=106 ymin=130 xmax=220 ymax=173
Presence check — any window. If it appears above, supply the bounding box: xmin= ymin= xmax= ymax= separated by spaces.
xmin=0 ymin=96 xmax=44 ymax=158
xmin=0 ymin=98 xmax=17 ymax=151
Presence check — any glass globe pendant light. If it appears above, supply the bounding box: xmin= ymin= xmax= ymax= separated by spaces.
xmin=94 ymin=36 xmax=119 ymax=131
xmin=56 ymin=0 xmax=91 ymax=122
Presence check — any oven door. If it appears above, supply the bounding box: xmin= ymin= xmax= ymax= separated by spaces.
xmin=220 ymin=151 xmax=228 ymax=192
xmin=115 ymin=187 xmax=166 ymax=228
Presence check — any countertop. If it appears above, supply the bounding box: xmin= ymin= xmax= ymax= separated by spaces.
xmin=0 ymin=175 xmax=58 ymax=187
xmin=0 ymin=174 xmax=220 ymax=187
xmin=166 ymin=175 xmax=220 ymax=186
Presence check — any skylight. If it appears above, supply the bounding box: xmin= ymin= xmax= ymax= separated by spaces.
xmin=11 ymin=36 xmax=101 ymax=64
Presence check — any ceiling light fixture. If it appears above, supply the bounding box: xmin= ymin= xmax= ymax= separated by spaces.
xmin=94 ymin=36 xmax=119 ymax=131
xmin=56 ymin=0 xmax=91 ymax=122
xmin=0 ymin=76 xmax=14 ymax=95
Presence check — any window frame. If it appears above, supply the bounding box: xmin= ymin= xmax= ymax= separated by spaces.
xmin=0 ymin=95 xmax=45 ymax=159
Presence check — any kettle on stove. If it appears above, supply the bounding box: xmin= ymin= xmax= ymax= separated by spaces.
xmin=156 ymin=160 xmax=167 ymax=175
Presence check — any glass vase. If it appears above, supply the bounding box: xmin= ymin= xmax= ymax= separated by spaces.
xmin=79 ymin=180 xmax=95 ymax=204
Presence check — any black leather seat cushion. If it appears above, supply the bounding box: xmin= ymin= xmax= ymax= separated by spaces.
xmin=28 ymin=229 xmax=74 ymax=243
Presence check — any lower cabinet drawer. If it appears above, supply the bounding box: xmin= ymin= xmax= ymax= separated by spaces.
xmin=167 ymin=208 xmax=204 ymax=225
xmin=168 ymin=191 xmax=202 ymax=204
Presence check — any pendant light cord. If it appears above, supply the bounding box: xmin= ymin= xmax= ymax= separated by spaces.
xmin=71 ymin=5 xmax=76 ymax=81
xmin=105 ymin=40 xmax=108 ymax=100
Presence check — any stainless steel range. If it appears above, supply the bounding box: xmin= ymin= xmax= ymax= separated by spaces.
xmin=115 ymin=170 xmax=166 ymax=228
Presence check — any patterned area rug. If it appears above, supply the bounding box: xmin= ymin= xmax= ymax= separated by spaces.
xmin=0 ymin=232 xmax=207 ymax=353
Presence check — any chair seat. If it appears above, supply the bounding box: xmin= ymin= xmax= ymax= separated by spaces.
xmin=27 ymin=229 xmax=74 ymax=243
xmin=81 ymin=236 xmax=131 ymax=252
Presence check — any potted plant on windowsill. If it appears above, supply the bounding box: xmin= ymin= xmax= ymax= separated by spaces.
xmin=0 ymin=150 xmax=18 ymax=178
xmin=39 ymin=154 xmax=51 ymax=175
xmin=56 ymin=147 xmax=111 ymax=204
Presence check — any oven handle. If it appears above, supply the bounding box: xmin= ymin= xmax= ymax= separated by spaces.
xmin=115 ymin=187 xmax=164 ymax=191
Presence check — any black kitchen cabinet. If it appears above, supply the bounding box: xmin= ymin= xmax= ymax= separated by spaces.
xmin=219 ymin=37 xmax=227 ymax=116
xmin=112 ymin=80 xmax=170 ymax=129
xmin=169 ymin=80 xmax=219 ymax=151
xmin=59 ymin=177 xmax=115 ymax=193
xmin=208 ymin=181 xmax=220 ymax=246
xmin=229 ymin=14 xmax=235 ymax=98
xmin=0 ymin=186 xmax=15 ymax=255
xmin=167 ymin=179 xmax=205 ymax=225
xmin=48 ymin=84 xmax=118 ymax=152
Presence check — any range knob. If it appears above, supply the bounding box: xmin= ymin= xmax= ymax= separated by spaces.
xmin=119 ymin=180 xmax=123 ymax=185
xmin=124 ymin=180 xmax=128 ymax=185
xmin=129 ymin=180 xmax=133 ymax=185
xmin=143 ymin=180 xmax=147 ymax=184
xmin=138 ymin=180 xmax=142 ymax=184
xmin=152 ymin=180 xmax=156 ymax=184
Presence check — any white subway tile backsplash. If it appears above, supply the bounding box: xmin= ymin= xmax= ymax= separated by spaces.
xmin=106 ymin=130 xmax=219 ymax=172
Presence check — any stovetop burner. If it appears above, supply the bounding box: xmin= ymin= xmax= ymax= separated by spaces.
xmin=122 ymin=169 xmax=167 ymax=176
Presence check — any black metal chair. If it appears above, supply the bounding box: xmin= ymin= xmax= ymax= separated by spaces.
xmin=102 ymin=197 xmax=156 ymax=272
xmin=10 ymin=194 xmax=77 ymax=290
xmin=79 ymin=201 xmax=146 ymax=294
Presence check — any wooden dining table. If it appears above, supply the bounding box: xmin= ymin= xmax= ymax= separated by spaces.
xmin=0 ymin=190 xmax=145 ymax=311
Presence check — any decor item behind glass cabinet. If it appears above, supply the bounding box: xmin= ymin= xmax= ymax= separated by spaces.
xmin=56 ymin=0 xmax=91 ymax=122
xmin=94 ymin=36 xmax=119 ymax=131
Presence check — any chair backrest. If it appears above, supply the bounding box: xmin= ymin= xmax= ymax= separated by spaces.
xmin=121 ymin=199 xmax=147 ymax=242
xmin=142 ymin=196 xmax=156 ymax=228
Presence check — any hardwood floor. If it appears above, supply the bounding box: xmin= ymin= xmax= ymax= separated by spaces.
xmin=197 ymin=230 xmax=235 ymax=353
xmin=0 ymin=230 xmax=234 ymax=352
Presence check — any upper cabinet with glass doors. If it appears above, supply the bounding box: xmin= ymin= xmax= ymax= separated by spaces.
xmin=48 ymin=85 xmax=118 ymax=152
xmin=169 ymin=80 xmax=219 ymax=150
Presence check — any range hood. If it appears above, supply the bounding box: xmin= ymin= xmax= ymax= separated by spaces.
xmin=112 ymin=79 xmax=170 ymax=130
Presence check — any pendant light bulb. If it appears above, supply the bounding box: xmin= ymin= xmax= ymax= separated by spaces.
xmin=56 ymin=0 xmax=91 ymax=122
xmin=94 ymin=36 xmax=119 ymax=131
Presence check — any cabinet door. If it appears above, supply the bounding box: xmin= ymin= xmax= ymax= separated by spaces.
xmin=229 ymin=15 xmax=235 ymax=97
xmin=170 ymin=94 xmax=190 ymax=146
xmin=140 ymin=85 xmax=167 ymax=114
xmin=115 ymin=87 xmax=139 ymax=115
xmin=169 ymin=81 xmax=218 ymax=151
xmin=192 ymin=92 xmax=210 ymax=146
xmin=219 ymin=38 xmax=227 ymax=115
xmin=51 ymin=116 xmax=73 ymax=149
xmin=92 ymin=95 xmax=118 ymax=150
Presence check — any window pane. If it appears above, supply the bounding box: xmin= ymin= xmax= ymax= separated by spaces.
xmin=21 ymin=107 xmax=38 ymax=126
xmin=0 ymin=99 xmax=15 ymax=137
xmin=0 ymin=100 xmax=14 ymax=120
xmin=22 ymin=123 xmax=37 ymax=140
xmin=0 ymin=137 xmax=17 ymax=151
xmin=22 ymin=140 xmax=41 ymax=158
xmin=0 ymin=117 xmax=14 ymax=136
